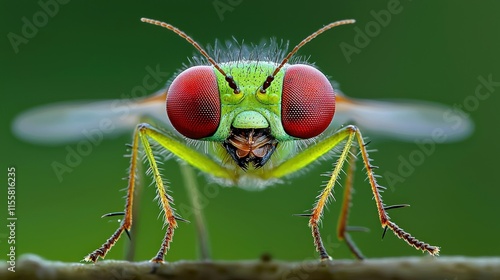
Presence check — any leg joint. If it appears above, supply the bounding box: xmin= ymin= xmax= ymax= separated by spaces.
xmin=137 ymin=123 xmax=151 ymax=131
xmin=345 ymin=124 xmax=358 ymax=133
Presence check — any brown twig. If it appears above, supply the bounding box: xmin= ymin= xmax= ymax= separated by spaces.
xmin=2 ymin=254 xmax=500 ymax=280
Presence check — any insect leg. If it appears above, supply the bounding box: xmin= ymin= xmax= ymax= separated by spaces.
xmin=85 ymin=123 xmax=235 ymax=263
xmin=84 ymin=125 xmax=141 ymax=262
xmin=354 ymin=130 xmax=440 ymax=256
xmin=137 ymin=125 xmax=178 ymax=263
xmin=336 ymin=145 xmax=369 ymax=259
xmin=137 ymin=123 xmax=236 ymax=262
xmin=308 ymin=127 xmax=356 ymax=260
xmin=268 ymin=125 xmax=439 ymax=260
xmin=268 ymin=125 xmax=358 ymax=260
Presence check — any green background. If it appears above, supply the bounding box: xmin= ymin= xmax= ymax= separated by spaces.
xmin=1 ymin=0 xmax=499 ymax=262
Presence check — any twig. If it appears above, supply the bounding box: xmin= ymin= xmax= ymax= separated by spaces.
xmin=1 ymin=254 xmax=500 ymax=280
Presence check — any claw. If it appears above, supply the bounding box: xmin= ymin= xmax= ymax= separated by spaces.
xmin=101 ymin=212 xmax=125 ymax=218
xmin=174 ymin=215 xmax=190 ymax=223
xmin=384 ymin=204 xmax=410 ymax=211
xmin=124 ymin=228 xmax=131 ymax=240
xmin=293 ymin=213 xmax=313 ymax=217
xmin=381 ymin=225 xmax=389 ymax=239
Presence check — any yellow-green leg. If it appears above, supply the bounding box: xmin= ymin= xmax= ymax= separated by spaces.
xmin=267 ymin=125 xmax=440 ymax=260
xmin=336 ymin=146 xmax=367 ymax=260
xmin=353 ymin=130 xmax=440 ymax=256
xmin=84 ymin=126 xmax=141 ymax=262
xmin=137 ymin=125 xmax=178 ymax=262
xmin=84 ymin=123 xmax=235 ymax=263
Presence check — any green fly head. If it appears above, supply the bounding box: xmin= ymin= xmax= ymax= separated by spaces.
xmin=141 ymin=18 xmax=355 ymax=169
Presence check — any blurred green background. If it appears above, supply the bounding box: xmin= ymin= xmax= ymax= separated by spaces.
xmin=1 ymin=0 xmax=499 ymax=262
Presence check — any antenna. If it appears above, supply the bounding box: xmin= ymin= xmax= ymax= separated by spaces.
xmin=141 ymin=18 xmax=240 ymax=93
xmin=261 ymin=19 xmax=356 ymax=92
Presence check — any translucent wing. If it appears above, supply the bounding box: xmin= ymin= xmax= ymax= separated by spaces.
xmin=332 ymin=91 xmax=473 ymax=142
xmin=12 ymin=91 xmax=169 ymax=145
xmin=12 ymin=89 xmax=474 ymax=145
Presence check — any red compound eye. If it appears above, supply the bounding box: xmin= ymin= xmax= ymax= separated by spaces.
xmin=167 ymin=66 xmax=221 ymax=139
xmin=281 ymin=64 xmax=335 ymax=139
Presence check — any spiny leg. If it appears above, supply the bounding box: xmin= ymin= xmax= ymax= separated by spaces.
xmin=266 ymin=126 xmax=361 ymax=260
xmin=84 ymin=127 xmax=141 ymax=262
xmin=85 ymin=123 xmax=235 ymax=263
xmin=138 ymin=125 xmax=178 ymax=263
xmin=124 ymin=159 xmax=143 ymax=261
xmin=268 ymin=125 xmax=439 ymax=260
xmin=354 ymin=130 xmax=440 ymax=256
xmin=308 ymin=127 xmax=356 ymax=260
xmin=137 ymin=123 xmax=236 ymax=262
xmin=336 ymin=146 xmax=367 ymax=260
xmin=310 ymin=127 xmax=439 ymax=259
